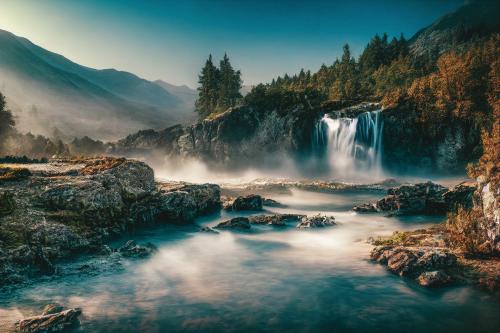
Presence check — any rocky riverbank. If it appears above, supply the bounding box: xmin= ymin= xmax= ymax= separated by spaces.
xmin=363 ymin=180 xmax=499 ymax=293
xmin=0 ymin=157 xmax=221 ymax=287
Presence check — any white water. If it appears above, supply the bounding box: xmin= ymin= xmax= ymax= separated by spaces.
xmin=314 ymin=110 xmax=383 ymax=179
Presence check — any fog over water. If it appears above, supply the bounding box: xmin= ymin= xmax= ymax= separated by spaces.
xmin=1 ymin=183 xmax=498 ymax=333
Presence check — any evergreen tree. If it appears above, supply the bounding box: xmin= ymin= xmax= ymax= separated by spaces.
xmin=195 ymin=55 xmax=219 ymax=118
xmin=0 ymin=91 xmax=15 ymax=152
xmin=217 ymin=53 xmax=242 ymax=110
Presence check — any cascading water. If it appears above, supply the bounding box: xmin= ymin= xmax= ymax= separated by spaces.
xmin=313 ymin=110 xmax=383 ymax=178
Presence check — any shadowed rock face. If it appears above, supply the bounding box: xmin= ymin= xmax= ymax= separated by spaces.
xmin=0 ymin=157 xmax=221 ymax=286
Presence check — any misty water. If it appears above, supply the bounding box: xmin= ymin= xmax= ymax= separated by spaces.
xmin=1 ymin=188 xmax=499 ymax=332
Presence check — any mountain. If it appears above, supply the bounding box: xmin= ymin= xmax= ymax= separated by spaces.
xmin=409 ymin=0 xmax=500 ymax=57
xmin=153 ymin=80 xmax=197 ymax=123
xmin=0 ymin=29 xmax=195 ymax=140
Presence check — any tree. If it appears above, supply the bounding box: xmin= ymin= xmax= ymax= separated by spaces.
xmin=217 ymin=53 xmax=242 ymax=111
xmin=195 ymin=55 xmax=219 ymax=118
xmin=0 ymin=91 xmax=15 ymax=153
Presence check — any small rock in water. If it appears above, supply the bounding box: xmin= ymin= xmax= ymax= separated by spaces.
xmin=41 ymin=303 xmax=65 ymax=315
xmin=417 ymin=270 xmax=451 ymax=287
xmin=296 ymin=215 xmax=336 ymax=229
xmin=224 ymin=195 xmax=263 ymax=211
xmin=215 ymin=217 xmax=251 ymax=230
xmin=248 ymin=214 xmax=304 ymax=226
xmin=118 ymin=240 xmax=158 ymax=258
xmin=199 ymin=226 xmax=219 ymax=234
xmin=17 ymin=307 xmax=82 ymax=333
xmin=262 ymin=198 xmax=287 ymax=208
xmin=353 ymin=202 xmax=378 ymax=213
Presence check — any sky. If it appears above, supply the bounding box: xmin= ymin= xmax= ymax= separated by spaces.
xmin=0 ymin=0 xmax=465 ymax=88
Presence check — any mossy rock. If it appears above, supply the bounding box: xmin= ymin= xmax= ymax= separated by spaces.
xmin=0 ymin=191 xmax=15 ymax=217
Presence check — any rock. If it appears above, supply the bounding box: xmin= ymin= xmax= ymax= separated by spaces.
xmin=215 ymin=217 xmax=251 ymax=230
xmin=42 ymin=303 xmax=65 ymax=316
xmin=353 ymin=202 xmax=378 ymax=213
xmin=224 ymin=194 xmax=263 ymax=211
xmin=262 ymin=198 xmax=286 ymax=207
xmin=443 ymin=182 xmax=476 ymax=211
xmin=371 ymin=246 xmax=457 ymax=278
xmin=296 ymin=215 xmax=336 ymax=229
xmin=417 ymin=270 xmax=451 ymax=287
xmin=17 ymin=307 xmax=82 ymax=333
xmin=360 ymin=182 xmax=449 ymax=215
xmin=199 ymin=226 xmax=219 ymax=234
xmin=118 ymin=240 xmax=157 ymax=258
xmin=0 ymin=167 xmax=32 ymax=182
xmin=248 ymin=214 xmax=304 ymax=226
xmin=30 ymin=222 xmax=90 ymax=257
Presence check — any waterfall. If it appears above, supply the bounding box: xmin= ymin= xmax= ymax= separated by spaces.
xmin=313 ymin=110 xmax=383 ymax=178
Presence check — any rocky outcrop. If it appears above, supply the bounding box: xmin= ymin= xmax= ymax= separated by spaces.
xmin=0 ymin=157 xmax=221 ymax=286
xmin=17 ymin=306 xmax=82 ymax=333
xmin=296 ymin=215 xmax=336 ymax=229
xmin=416 ymin=270 xmax=451 ymax=287
xmin=371 ymin=245 xmax=457 ymax=280
xmin=353 ymin=181 xmax=451 ymax=215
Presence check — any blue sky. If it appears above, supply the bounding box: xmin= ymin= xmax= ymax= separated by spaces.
xmin=0 ymin=0 xmax=464 ymax=87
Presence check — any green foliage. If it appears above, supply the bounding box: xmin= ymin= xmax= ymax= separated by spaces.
xmin=195 ymin=54 xmax=242 ymax=118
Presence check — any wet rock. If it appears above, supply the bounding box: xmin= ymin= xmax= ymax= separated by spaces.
xmin=248 ymin=214 xmax=304 ymax=226
xmin=224 ymin=195 xmax=263 ymax=211
xmin=262 ymin=198 xmax=287 ymax=208
xmin=417 ymin=270 xmax=451 ymax=287
xmin=17 ymin=307 xmax=82 ymax=333
xmin=117 ymin=240 xmax=157 ymax=258
xmin=296 ymin=215 xmax=336 ymax=229
xmin=355 ymin=182 xmax=449 ymax=215
xmin=199 ymin=226 xmax=219 ymax=234
xmin=42 ymin=303 xmax=65 ymax=316
xmin=371 ymin=246 xmax=457 ymax=279
xmin=353 ymin=202 xmax=378 ymax=213
xmin=215 ymin=217 xmax=251 ymax=230
xmin=30 ymin=222 xmax=90 ymax=258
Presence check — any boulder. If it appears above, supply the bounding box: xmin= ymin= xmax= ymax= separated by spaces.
xmin=224 ymin=195 xmax=263 ymax=211
xmin=215 ymin=217 xmax=251 ymax=230
xmin=417 ymin=270 xmax=451 ymax=287
xmin=42 ymin=303 xmax=65 ymax=316
xmin=17 ymin=307 xmax=82 ymax=333
xmin=371 ymin=246 xmax=457 ymax=279
xmin=296 ymin=215 xmax=336 ymax=229
xmin=199 ymin=226 xmax=219 ymax=234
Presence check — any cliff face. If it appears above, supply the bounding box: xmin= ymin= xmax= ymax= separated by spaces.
xmin=381 ymin=105 xmax=482 ymax=174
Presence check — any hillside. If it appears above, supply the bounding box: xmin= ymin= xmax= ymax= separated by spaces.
xmin=0 ymin=29 xmax=195 ymax=140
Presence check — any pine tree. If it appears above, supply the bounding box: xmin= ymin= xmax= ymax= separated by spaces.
xmin=217 ymin=53 xmax=242 ymax=110
xmin=195 ymin=55 xmax=219 ymax=118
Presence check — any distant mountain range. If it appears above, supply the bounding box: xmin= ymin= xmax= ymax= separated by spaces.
xmin=0 ymin=29 xmax=197 ymax=140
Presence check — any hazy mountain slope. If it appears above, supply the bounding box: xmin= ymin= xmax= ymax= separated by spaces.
xmin=409 ymin=0 xmax=500 ymax=56
xmin=0 ymin=29 xmax=194 ymax=140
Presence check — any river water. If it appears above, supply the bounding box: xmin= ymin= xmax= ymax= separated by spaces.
xmin=1 ymin=187 xmax=499 ymax=333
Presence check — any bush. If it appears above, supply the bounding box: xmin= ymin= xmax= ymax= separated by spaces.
xmin=446 ymin=207 xmax=490 ymax=255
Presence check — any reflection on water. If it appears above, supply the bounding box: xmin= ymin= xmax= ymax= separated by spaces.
xmin=0 ymin=189 xmax=499 ymax=333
